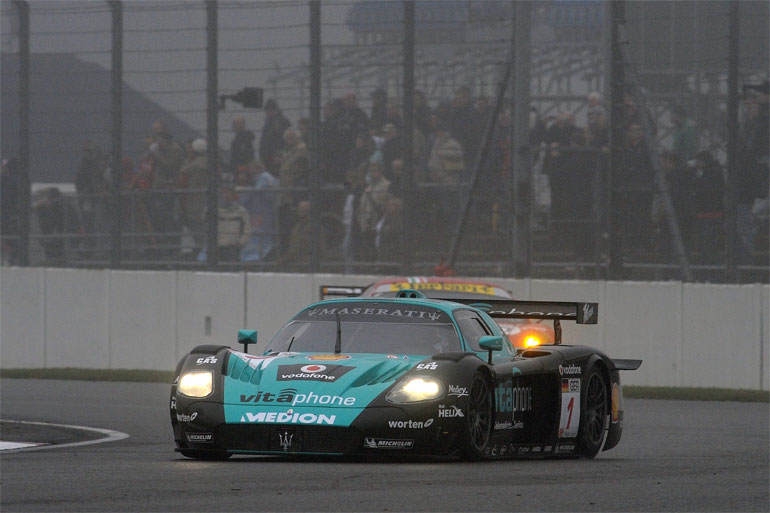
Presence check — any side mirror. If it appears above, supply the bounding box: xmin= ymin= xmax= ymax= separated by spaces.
xmin=237 ymin=329 xmax=257 ymax=353
xmin=479 ymin=335 xmax=504 ymax=364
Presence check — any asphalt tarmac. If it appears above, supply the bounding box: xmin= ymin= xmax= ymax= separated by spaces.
xmin=1 ymin=378 xmax=768 ymax=512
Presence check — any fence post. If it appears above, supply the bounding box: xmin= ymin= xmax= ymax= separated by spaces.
xmin=308 ymin=0 xmax=321 ymax=273
xmin=205 ymin=0 xmax=219 ymax=268
xmin=511 ymin=1 xmax=532 ymax=278
xmin=109 ymin=0 xmax=123 ymax=268
xmin=400 ymin=0 xmax=415 ymax=275
xmin=14 ymin=0 xmax=30 ymax=266
xmin=725 ymin=1 xmax=740 ymax=282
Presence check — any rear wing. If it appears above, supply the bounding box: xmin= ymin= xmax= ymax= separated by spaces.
xmin=449 ymin=299 xmax=598 ymax=345
xmin=450 ymin=299 xmax=598 ymax=324
xmin=319 ymin=285 xmax=365 ymax=299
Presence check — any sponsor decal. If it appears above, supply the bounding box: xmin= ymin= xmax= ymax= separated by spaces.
xmin=559 ymin=364 xmax=581 ymax=376
xmin=544 ymin=445 xmax=553 ymax=453
xmin=186 ymin=432 xmax=213 ymax=443
xmin=612 ymin=383 xmax=620 ymax=423
xmin=557 ymin=444 xmax=575 ymax=452
xmin=170 ymin=396 xmax=176 ymax=410
xmin=447 ymin=385 xmax=468 ymax=397
xmin=517 ymin=446 xmax=530 ymax=454
xmin=278 ymin=430 xmax=294 ymax=451
xmin=388 ymin=282 xmax=496 ymax=296
xmin=558 ymin=378 xmax=580 ymax=438
xmin=239 ymin=388 xmax=356 ymax=406
xmin=176 ymin=412 xmax=198 ymax=423
xmin=513 ymin=421 xmax=524 ymax=429
xmin=416 ymin=361 xmax=438 ymax=370
xmin=305 ymin=306 xmax=443 ymax=322
xmin=364 ymin=438 xmax=415 ymax=449
xmin=531 ymin=445 xmax=542 ymax=453
xmin=561 ymin=378 xmax=581 ymax=393
xmin=490 ymin=445 xmax=498 ymax=456
xmin=494 ymin=420 xmax=513 ymax=430
xmin=196 ymin=356 xmax=218 ymax=365
xmin=277 ymin=364 xmax=354 ymax=382
xmin=495 ymin=383 xmax=532 ymax=413
xmin=499 ymin=444 xmax=509 ymax=456
xmin=239 ymin=410 xmax=336 ymax=425
xmin=438 ymin=405 xmax=464 ymax=418
xmin=386 ymin=355 xmax=399 ymax=359
xmin=387 ymin=418 xmax=434 ymax=429
xmin=582 ymin=303 xmax=595 ymax=322
xmin=307 ymin=354 xmax=352 ymax=361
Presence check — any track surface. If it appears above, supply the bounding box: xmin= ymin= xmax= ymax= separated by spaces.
xmin=1 ymin=379 xmax=768 ymax=512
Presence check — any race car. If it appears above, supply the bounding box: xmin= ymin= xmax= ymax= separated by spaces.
xmin=321 ymin=276 xmax=556 ymax=349
xmin=171 ymin=290 xmax=641 ymax=460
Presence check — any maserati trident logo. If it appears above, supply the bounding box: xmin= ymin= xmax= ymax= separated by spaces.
xmin=278 ymin=430 xmax=294 ymax=451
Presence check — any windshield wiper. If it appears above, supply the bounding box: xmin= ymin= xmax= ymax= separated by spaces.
xmin=334 ymin=312 xmax=342 ymax=354
xmin=286 ymin=335 xmax=296 ymax=352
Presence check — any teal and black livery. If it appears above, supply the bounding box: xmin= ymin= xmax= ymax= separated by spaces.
xmin=170 ymin=292 xmax=641 ymax=460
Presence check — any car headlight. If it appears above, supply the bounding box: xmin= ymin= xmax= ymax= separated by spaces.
xmin=177 ymin=371 xmax=213 ymax=398
xmin=386 ymin=376 xmax=444 ymax=403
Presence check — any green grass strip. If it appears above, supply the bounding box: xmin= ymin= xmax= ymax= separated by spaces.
xmin=1 ymin=369 xmax=768 ymax=402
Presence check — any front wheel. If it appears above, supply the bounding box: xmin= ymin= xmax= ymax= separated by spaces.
xmin=459 ymin=373 xmax=493 ymax=460
xmin=576 ymin=366 xmax=608 ymax=458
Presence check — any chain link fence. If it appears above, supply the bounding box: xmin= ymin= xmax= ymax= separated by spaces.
xmin=1 ymin=0 xmax=767 ymax=282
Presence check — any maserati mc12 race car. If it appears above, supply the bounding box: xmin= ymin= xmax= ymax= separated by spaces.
xmin=171 ymin=290 xmax=641 ymax=460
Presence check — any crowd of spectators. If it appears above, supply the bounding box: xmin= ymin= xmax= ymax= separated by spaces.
xmin=0 ymin=81 xmax=767 ymax=274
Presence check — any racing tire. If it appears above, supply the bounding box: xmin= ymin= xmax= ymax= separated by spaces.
xmin=576 ymin=366 xmax=608 ymax=459
xmin=459 ymin=373 xmax=493 ymax=460
xmin=180 ymin=449 xmax=232 ymax=460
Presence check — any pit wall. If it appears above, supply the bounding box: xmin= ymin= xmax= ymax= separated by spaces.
xmin=1 ymin=268 xmax=767 ymax=390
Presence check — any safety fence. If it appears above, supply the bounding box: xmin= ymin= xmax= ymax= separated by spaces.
xmin=1 ymin=1 xmax=767 ymax=283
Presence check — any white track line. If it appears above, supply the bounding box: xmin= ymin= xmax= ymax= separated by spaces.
xmin=0 ymin=420 xmax=129 ymax=452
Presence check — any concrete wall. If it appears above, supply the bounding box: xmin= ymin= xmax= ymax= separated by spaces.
xmin=1 ymin=267 xmax=767 ymax=390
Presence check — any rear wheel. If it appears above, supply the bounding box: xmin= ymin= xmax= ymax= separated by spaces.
xmin=576 ymin=367 xmax=608 ymax=458
xmin=460 ymin=373 xmax=493 ymax=460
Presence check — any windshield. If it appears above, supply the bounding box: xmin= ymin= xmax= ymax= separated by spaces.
xmin=266 ymin=302 xmax=461 ymax=355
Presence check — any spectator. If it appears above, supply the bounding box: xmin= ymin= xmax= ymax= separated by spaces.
xmin=414 ymin=89 xmax=432 ymax=138
xmin=736 ymin=81 xmax=769 ymax=264
xmin=1 ymin=158 xmax=21 ymax=265
xmin=229 ymin=116 xmax=255 ymax=173
xmin=342 ymin=92 xmax=369 ymax=137
xmin=341 ymin=162 xmax=367 ymax=273
xmin=217 ymin=182 xmax=251 ymax=262
xmin=375 ymin=194 xmax=403 ymax=267
xmin=259 ymin=99 xmax=291 ymax=172
xmin=178 ymin=138 xmax=208 ymax=252
xmin=32 ymin=187 xmax=79 ymax=264
xmin=584 ymin=106 xmax=608 ymax=150
xmin=281 ymin=200 xmax=325 ymax=267
xmin=384 ymin=100 xmax=403 ymax=130
xmin=671 ymin=105 xmax=697 ymax=163
xmin=427 ymin=117 xmax=465 ymax=185
xmin=448 ymin=86 xmax=478 ymax=175
xmin=618 ymin=122 xmax=656 ymax=258
xmin=369 ymin=88 xmax=388 ymax=132
xmin=381 ymin=123 xmax=402 ymax=178
xmin=587 ymin=91 xmax=604 ymax=109
xmin=320 ymin=98 xmax=347 ymax=183
xmin=297 ymin=117 xmax=310 ymax=146
xmin=278 ymin=128 xmax=309 ymax=256
xmin=686 ymin=151 xmax=725 ymax=264
xmin=357 ymin=159 xmax=391 ymax=262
